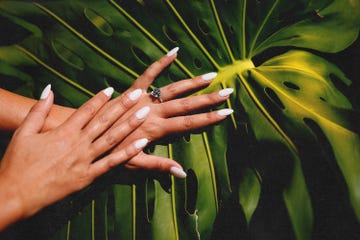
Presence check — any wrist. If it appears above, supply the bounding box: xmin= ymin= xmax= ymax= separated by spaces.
xmin=0 ymin=173 xmax=27 ymax=231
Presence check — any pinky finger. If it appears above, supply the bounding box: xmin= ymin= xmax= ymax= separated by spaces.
xmin=125 ymin=152 xmax=187 ymax=178
xmin=89 ymin=138 xmax=149 ymax=179
xmin=163 ymin=108 xmax=234 ymax=135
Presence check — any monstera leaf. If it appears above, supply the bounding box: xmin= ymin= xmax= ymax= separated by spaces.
xmin=0 ymin=0 xmax=359 ymax=239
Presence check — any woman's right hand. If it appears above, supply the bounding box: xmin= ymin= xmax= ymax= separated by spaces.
xmin=104 ymin=48 xmax=234 ymax=172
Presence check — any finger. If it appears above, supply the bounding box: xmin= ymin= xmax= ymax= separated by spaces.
xmin=18 ymin=84 xmax=54 ymax=135
xmin=125 ymin=152 xmax=187 ymax=178
xmin=90 ymin=106 xmax=150 ymax=156
xmin=162 ymin=108 xmax=234 ymax=135
xmin=157 ymin=72 xmax=218 ymax=102
xmin=82 ymin=88 xmax=143 ymax=139
xmin=89 ymin=138 xmax=149 ymax=179
xmin=62 ymin=87 xmax=114 ymax=130
xmin=132 ymin=47 xmax=179 ymax=90
xmin=160 ymin=88 xmax=234 ymax=117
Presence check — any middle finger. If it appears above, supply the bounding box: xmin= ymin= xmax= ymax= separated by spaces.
xmin=90 ymin=105 xmax=151 ymax=157
xmin=82 ymin=88 xmax=143 ymax=140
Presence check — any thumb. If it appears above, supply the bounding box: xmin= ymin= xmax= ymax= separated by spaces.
xmin=19 ymin=84 xmax=54 ymax=135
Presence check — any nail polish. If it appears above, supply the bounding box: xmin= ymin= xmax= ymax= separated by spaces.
xmin=218 ymin=88 xmax=234 ymax=97
xmin=135 ymin=106 xmax=150 ymax=119
xmin=217 ymin=108 xmax=234 ymax=116
xmin=134 ymin=138 xmax=148 ymax=150
xmin=102 ymin=87 xmax=114 ymax=97
xmin=129 ymin=88 xmax=142 ymax=101
xmin=170 ymin=167 xmax=187 ymax=178
xmin=40 ymin=84 xmax=51 ymax=99
xmin=166 ymin=47 xmax=179 ymax=57
xmin=201 ymin=72 xmax=217 ymax=81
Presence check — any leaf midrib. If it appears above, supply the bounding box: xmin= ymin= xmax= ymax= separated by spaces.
xmin=248 ymin=0 xmax=279 ymax=57
xmin=251 ymin=69 xmax=355 ymax=134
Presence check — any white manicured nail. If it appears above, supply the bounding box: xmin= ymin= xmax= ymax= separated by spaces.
xmin=102 ymin=87 xmax=114 ymax=97
xmin=135 ymin=106 xmax=150 ymax=119
xmin=217 ymin=108 xmax=234 ymax=116
xmin=166 ymin=47 xmax=179 ymax=57
xmin=134 ymin=138 xmax=148 ymax=150
xmin=170 ymin=167 xmax=187 ymax=178
xmin=129 ymin=88 xmax=142 ymax=101
xmin=40 ymin=84 xmax=51 ymax=99
xmin=201 ymin=72 xmax=217 ymax=81
xmin=218 ymin=88 xmax=234 ymax=97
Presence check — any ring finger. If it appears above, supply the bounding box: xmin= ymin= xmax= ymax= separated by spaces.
xmin=149 ymin=72 xmax=218 ymax=103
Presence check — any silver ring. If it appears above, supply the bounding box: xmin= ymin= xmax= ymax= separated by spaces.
xmin=150 ymin=87 xmax=163 ymax=103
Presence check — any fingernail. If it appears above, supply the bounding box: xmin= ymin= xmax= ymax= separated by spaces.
xmin=102 ymin=87 xmax=114 ymax=97
xmin=166 ymin=47 xmax=179 ymax=57
xmin=170 ymin=167 xmax=187 ymax=178
xmin=218 ymin=88 xmax=234 ymax=97
xmin=129 ymin=88 xmax=142 ymax=101
xmin=217 ymin=108 xmax=234 ymax=116
xmin=201 ymin=72 xmax=217 ymax=81
xmin=134 ymin=138 xmax=148 ymax=150
xmin=40 ymin=84 xmax=51 ymax=99
xmin=135 ymin=106 xmax=150 ymax=119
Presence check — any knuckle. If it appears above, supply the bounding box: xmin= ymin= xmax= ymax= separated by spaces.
xmin=143 ymin=120 xmax=163 ymax=139
xmin=158 ymin=56 xmax=167 ymax=65
xmin=30 ymin=105 xmax=45 ymax=114
xmin=206 ymin=112 xmax=213 ymax=121
xmin=180 ymin=99 xmax=193 ymax=112
xmin=105 ymin=133 xmax=117 ymax=146
xmin=125 ymin=146 xmax=136 ymax=158
xmin=155 ymin=160 xmax=166 ymax=171
xmin=98 ymin=114 xmax=109 ymax=124
xmin=183 ymin=116 xmax=194 ymax=129
xmin=209 ymin=92 xmax=218 ymax=101
xmin=167 ymin=83 xmax=178 ymax=95
xmin=128 ymin=117 xmax=140 ymax=128
xmin=83 ymin=103 xmax=97 ymax=117
xmin=118 ymin=95 xmax=133 ymax=110
xmin=143 ymin=64 xmax=159 ymax=79
xmin=106 ymin=158 xmax=118 ymax=169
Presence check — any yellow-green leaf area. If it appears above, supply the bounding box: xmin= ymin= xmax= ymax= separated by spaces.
xmin=84 ymin=8 xmax=114 ymax=37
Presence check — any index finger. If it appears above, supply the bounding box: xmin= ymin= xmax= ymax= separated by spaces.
xmin=132 ymin=47 xmax=179 ymax=90
xmin=61 ymin=87 xmax=114 ymax=130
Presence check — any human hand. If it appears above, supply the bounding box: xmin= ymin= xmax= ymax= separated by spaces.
xmin=0 ymin=84 xmax=160 ymax=223
xmin=107 ymin=47 xmax=234 ymax=171
xmin=43 ymin=47 xmax=233 ymax=176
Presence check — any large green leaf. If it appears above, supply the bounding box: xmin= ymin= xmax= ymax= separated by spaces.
xmin=0 ymin=0 xmax=359 ymax=239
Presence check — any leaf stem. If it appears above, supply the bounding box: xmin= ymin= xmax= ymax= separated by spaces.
xmin=241 ymin=0 xmax=247 ymax=59
xmin=109 ymin=0 xmax=194 ymax=78
xmin=166 ymin=0 xmax=221 ymax=70
xmin=168 ymin=144 xmax=180 ymax=240
xmin=209 ymin=0 xmax=235 ymax=62
xmin=16 ymin=45 xmax=95 ymax=97
xmin=202 ymin=132 xmax=219 ymax=212
xmin=131 ymin=184 xmax=136 ymax=240
xmin=238 ymin=72 xmax=298 ymax=153
xmin=248 ymin=0 xmax=279 ymax=57
xmin=33 ymin=2 xmax=139 ymax=79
